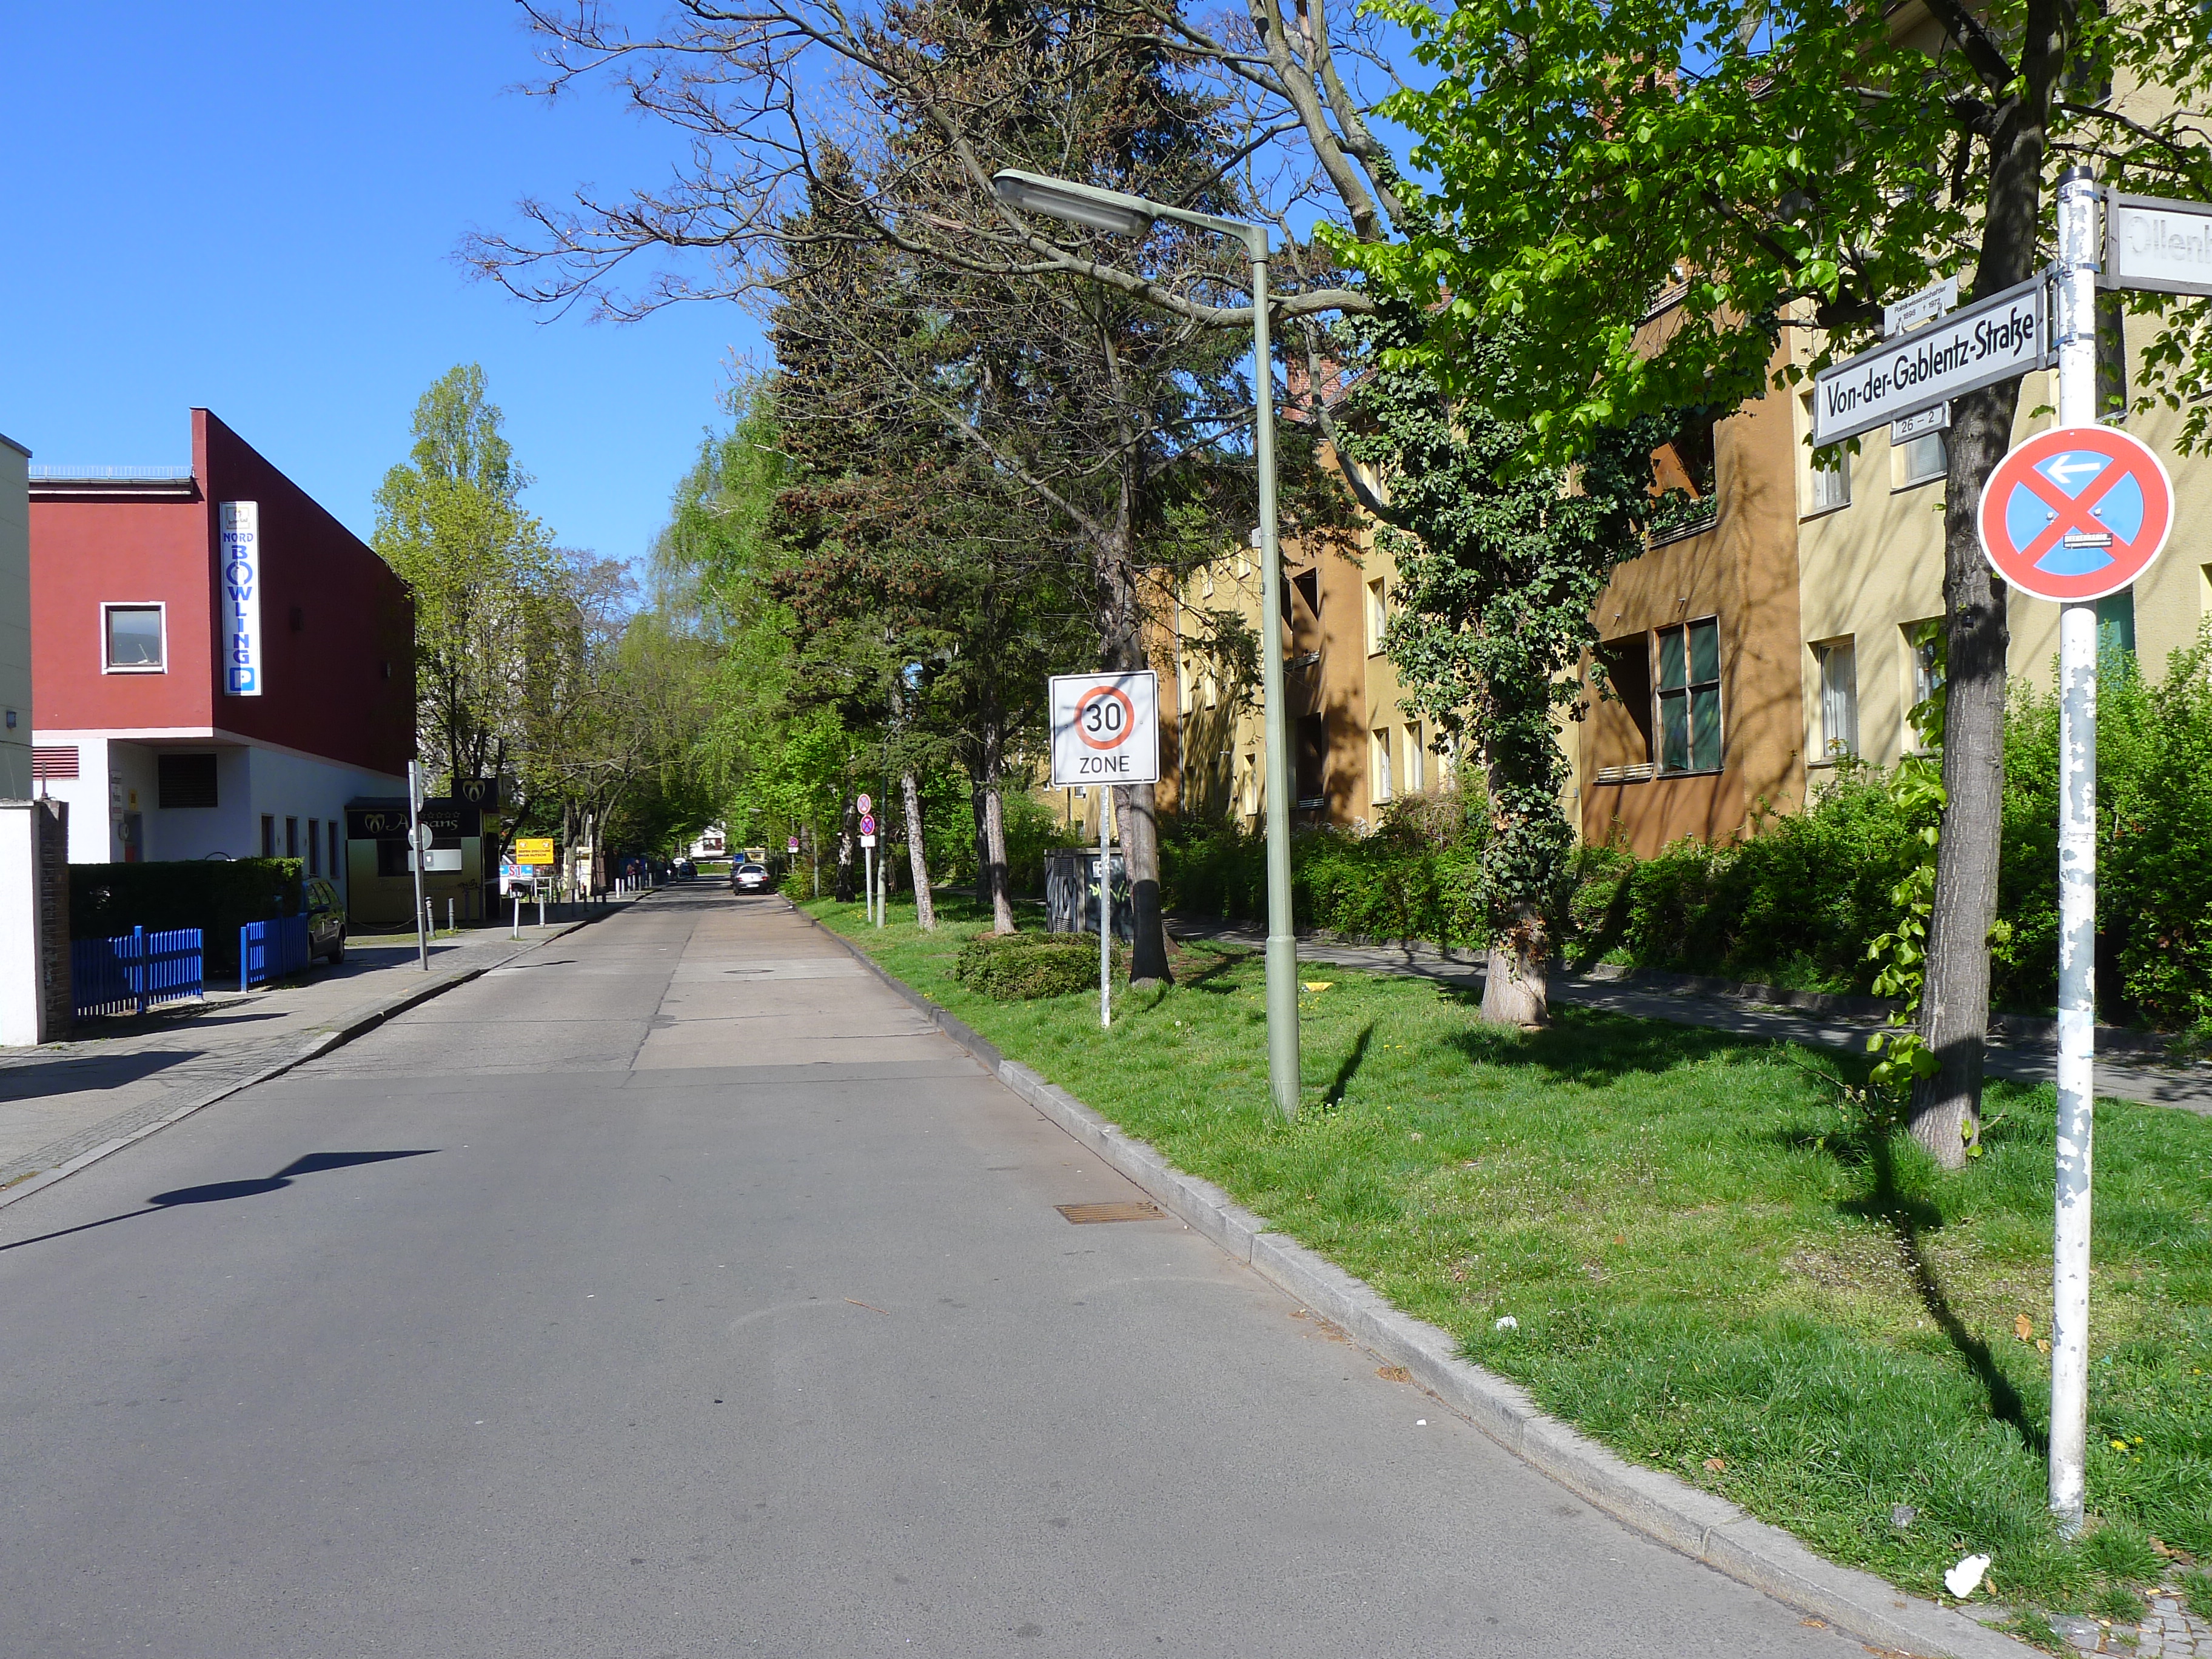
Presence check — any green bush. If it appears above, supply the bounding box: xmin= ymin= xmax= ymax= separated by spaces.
xmin=953 ymin=930 xmax=1123 ymax=1000
xmin=71 ymin=859 xmax=304 ymax=974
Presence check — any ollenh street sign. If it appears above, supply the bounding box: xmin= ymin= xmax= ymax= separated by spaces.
xmin=1049 ymin=670 xmax=1159 ymax=787
xmin=2102 ymin=190 xmax=2212 ymax=298
xmin=1812 ymin=276 xmax=2047 ymax=446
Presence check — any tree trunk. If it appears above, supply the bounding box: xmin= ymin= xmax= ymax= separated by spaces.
xmin=902 ymin=770 xmax=934 ymax=930
xmin=1115 ymin=783 xmax=1171 ymax=985
xmin=1914 ymin=382 xmax=2015 ymax=1166
xmin=834 ymin=802 xmax=857 ymax=902
xmin=1912 ymin=45 xmax=2053 ymax=1164
xmin=981 ymin=785 xmax=1015 ymax=933
xmin=1483 ymin=907 xmax=1549 ymax=1027
xmin=971 ymin=779 xmax=990 ymax=910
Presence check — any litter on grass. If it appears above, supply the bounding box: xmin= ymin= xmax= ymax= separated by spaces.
xmin=1494 ymin=1315 xmax=1518 ymax=1331
xmin=1944 ymin=1554 xmax=1992 ymax=1598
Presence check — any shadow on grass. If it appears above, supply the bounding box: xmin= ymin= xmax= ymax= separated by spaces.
xmin=1437 ymin=995 xmax=1760 ymax=1087
xmin=1321 ymin=1022 xmax=1376 ymax=1110
xmin=1839 ymin=1130 xmax=2049 ymax=1455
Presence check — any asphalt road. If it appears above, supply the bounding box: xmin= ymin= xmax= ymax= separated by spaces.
xmin=0 ymin=888 xmax=1873 ymax=1658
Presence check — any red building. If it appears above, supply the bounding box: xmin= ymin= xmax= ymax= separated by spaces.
xmin=29 ymin=409 xmax=414 ymax=896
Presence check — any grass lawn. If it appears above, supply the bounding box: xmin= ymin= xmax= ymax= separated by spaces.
xmin=812 ymin=895 xmax=2212 ymax=1627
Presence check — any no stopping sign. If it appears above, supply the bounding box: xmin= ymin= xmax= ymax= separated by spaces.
xmin=1050 ymin=671 xmax=1159 ymax=787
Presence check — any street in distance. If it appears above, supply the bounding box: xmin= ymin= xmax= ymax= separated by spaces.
xmin=1812 ymin=276 xmax=2048 ymax=446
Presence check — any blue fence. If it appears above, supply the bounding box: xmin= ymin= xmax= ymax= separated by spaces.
xmin=239 ymin=915 xmax=312 ymax=991
xmin=70 ymin=927 xmax=204 ymax=1019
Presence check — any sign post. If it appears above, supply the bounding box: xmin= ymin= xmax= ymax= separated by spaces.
xmin=860 ymin=813 xmax=879 ymax=927
xmin=1976 ymin=172 xmax=2177 ymax=1533
xmin=406 ymin=762 xmax=429 ymax=971
xmin=1050 ymin=671 xmax=1159 ymax=1029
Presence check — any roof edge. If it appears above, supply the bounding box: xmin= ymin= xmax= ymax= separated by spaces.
xmin=0 ymin=432 xmax=28 ymax=460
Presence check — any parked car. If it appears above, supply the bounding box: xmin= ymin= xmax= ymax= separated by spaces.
xmin=731 ymin=862 xmax=771 ymax=893
xmin=303 ymin=877 xmax=347 ymax=963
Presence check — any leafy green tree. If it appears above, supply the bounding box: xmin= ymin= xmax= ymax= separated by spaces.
xmin=1342 ymin=313 xmax=1662 ymax=1023
xmin=373 ymin=365 xmax=567 ymax=798
xmin=1341 ymin=0 xmax=2212 ymax=1158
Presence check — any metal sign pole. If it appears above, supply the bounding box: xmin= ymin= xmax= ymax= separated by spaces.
xmin=2049 ymin=166 xmax=2102 ymax=1535
xmin=1099 ymin=785 xmax=1113 ymax=1029
xmin=407 ymin=762 xmax=429 ymax=971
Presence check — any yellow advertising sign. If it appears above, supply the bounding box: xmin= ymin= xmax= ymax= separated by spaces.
xmin=514 ymin=837 xmax=556 ymax=867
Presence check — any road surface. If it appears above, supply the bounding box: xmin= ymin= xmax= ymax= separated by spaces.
xmin=0 ymin=886 xmax=1871 ymax=1657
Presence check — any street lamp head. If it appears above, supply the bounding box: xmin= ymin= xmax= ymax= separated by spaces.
xmin=993 ymin=169 xmax=1155 ymax=238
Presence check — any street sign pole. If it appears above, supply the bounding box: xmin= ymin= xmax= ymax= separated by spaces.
xmin=407 ymin=762 xmax=429 ymax=971
xmin=2049 ymin=166 xmax=2102 ymax=1535
xmin=1099 ymin=785 xmax=1113 ymax=1028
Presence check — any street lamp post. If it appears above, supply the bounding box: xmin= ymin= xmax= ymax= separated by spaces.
xmin=991 ymin=169 xmax=1299 ymax=1119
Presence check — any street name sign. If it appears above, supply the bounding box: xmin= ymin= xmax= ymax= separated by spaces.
xmin=2102 ymin=190 xmax=2212 ymax=298
xmin=1977 ymin=426 xmax=2173 ymax=603
xmin=1883 ymin=275 xmax=1959 ymax=338
xmin=1812 ymin=276 xmax=2047 ymax=446
xmin=1049 ymin=670 xmax=1159 ymax=787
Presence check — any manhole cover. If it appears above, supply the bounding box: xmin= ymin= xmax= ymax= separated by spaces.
xmin=1056 ymin=1201 xmax=1164 ymax=1224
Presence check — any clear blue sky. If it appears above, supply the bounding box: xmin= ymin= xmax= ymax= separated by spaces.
xmin=0 ymin=3 xmax=762 ymax=573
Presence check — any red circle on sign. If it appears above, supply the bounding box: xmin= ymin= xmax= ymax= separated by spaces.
xmin=1074 ymin=686 xmax=1136 ymax=751
xmin=1978 ymin=426 xmax=2173 ymax=602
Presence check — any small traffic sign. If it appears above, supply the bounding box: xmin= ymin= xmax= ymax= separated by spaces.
xmin=856 ymin=793 xmax=873 ymax=814
xmin=860 ymin=814 xmax=877 ymax=835
xmin=787 ymin=837 xmax=800 ymax=852
xmin=1049 ymin=670 xmax=1159 ymax=787
xmin=514 ymin=836 xmax=555 ymax=868
xmin=1978 ymin=425 xmax=2173 ymax=602
xmin=860 ymin=834 xmax=877 ymax=848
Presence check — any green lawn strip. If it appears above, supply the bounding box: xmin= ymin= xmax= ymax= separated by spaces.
xmin=811 ymin=897 xmax=2212 ymax=1618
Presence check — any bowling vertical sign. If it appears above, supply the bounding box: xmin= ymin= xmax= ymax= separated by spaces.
xmin=219 ymin=501 xmax=263 ymax=697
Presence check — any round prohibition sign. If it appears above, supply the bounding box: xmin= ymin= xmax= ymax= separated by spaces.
xmin=1978 ymin=425 xmax=2174 ymax=603
xmin=1074 ymin=685 xmax=1137 ymax=751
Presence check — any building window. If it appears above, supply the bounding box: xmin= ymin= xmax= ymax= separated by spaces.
xmin=1656 ymin=617 xmax=1723 ymax=774
xmin=1905 ymin=618 xmax=1944 ymax=746
xmin=1814 ymin=638 xmax=1858 ymax=760
xmin=156 ymin=752 xmax=218 ymax=808
xmin=32 ymin=745 xmax=81 ymax=781
xmin=1371 ymin=728 xmax=1395 ymax=803
xmin=1893 ymin=429 xmax=1947 ymax=490
xmin=1204 ymin=671 xmax=1218 ymax=710
xmin=1292 ymin=566 xmax=1320 ymax=622
xmin=1367 ymin=578 xmax=1387 ymax=655
xmin=261 ymin=815 xmax=276 ymax=858
xmin=2097 ymin=589 xmax=2137 ymax=659
xmin=307 ymin=819 xmax=321 ymax=876
xmin=286 ymin=817 xmax=299 ymax=859
xmin=103 ymin=604 xmax=165 ymax=672
xmin=329 ymin=822 xmax=342 ymax=882
xmin=1802 ymin=395 xmax=1849 ymax=514
xmin=1295 ymin=714 xmax=1326 ymax=805
xmin=1201 ymin=566 xmax=1215 ymax=600
xmin=1406 ymin=723 xmax=1426 ymax=793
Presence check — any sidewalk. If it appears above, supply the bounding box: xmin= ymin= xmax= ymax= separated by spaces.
xmin=0 ymin=899 xmax=648 ymax=1195
xmin=1170 ymin=918 xmax=2212 ymax=1116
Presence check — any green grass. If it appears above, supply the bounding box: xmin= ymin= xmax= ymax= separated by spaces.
xmin=813 ymin=896 xmax=2212 ymax=1618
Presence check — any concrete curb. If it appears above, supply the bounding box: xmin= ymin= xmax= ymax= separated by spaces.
xmin=805 ymin=907 xmax=2034 ymax=1659
xmin=0 ymin=917 xmax=598 ymax=1215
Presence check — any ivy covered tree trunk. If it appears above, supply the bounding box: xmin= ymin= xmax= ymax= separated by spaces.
xmin=834 ymin=802 xmax=857 ymax=903
xmin=1329 ymin=314 xmax=1661 ymax=1028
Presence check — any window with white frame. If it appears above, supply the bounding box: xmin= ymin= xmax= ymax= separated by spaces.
xmin=1371 ymin=728 xmax=1394 ymax=803
xmin=1892 ymin=429 xmax=1946 ymax=489
xmin=1905 ymin=618 xmax=1943 ymax=746
xmin=1801 ymin=394 xmax=1849 ymax=514
xmin=1366 ymin=578 xmax=1387 ymax=654
xmin=1814 ymin=637 xmax=1858 ymax=760
xmin=103 ymin=604 xmax=165 ymax=672
xmin=1405 ymin=723 xmax=1426 ymax=793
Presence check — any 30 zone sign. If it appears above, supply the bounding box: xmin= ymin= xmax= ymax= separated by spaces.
xmin=1049 ymin=670 xmax=1160 ymax=787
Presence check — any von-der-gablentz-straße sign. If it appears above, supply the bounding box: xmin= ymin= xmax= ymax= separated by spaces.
xmin=1811 ymin=276 xmax=2046 ymax=446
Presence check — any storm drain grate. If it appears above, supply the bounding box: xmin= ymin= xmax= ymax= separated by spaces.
xmin=1056 ymin=1201 xmax=1164 ymax=1224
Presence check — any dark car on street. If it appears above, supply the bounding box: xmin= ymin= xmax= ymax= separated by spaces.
xmin=304 ymin=877 xmax=347 ymax=963
xmin=731 ymin=862 xmax=771 ymax=893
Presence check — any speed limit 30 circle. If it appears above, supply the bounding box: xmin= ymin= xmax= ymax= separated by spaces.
xmin=1074 ymin=686 xmax=1136 ymax=749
